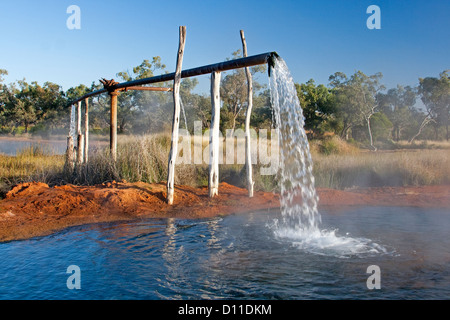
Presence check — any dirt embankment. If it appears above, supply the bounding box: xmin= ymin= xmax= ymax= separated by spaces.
xmin=0 ymin=181 xmax=448 ymax=242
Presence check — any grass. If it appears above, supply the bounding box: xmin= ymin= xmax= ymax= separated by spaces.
xmin=0 ymin=144 xmax=65 ymax=196
xmin=0 ymin=134 xmax=448 ymax=198
xmin=312 ymin=149 xmax=450 ymax=189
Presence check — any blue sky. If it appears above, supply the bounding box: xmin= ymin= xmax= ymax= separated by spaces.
xmin=1 ymin=0 xmax=449 ymax=94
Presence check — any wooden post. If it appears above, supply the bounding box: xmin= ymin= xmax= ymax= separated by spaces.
xmin=84 ymin=97 xmax=89 ymax=163
xmin=209 ymin=71 xmax=221 ymax=198
xmin=240 ymin=30 xmax=254 ymax=197
xmin=109 ymin=90 xmax=119 ymax=161
xmin=76 ymin=134 xmax=84 ymax=165
xmin=64 ymin=135 xmax=75 ymax=173
xmin=76 ymin=101 xmax=82 ymax=135
xmin=76 ymin=101 xmax=84 ymax=165
xmin=167 ymin=26 xmax=187 ymax=205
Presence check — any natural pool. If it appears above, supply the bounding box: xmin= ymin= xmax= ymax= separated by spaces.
xmin=0 ymin=206 xmax=449 ymax=300
xmin=0 ymin=139 xmax=66 ymax=155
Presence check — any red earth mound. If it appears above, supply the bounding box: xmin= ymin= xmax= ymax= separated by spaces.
xmin=0 ymin=181 xmax=448 ymax=242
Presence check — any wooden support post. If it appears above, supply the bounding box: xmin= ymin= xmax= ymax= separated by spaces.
xmin=64 ymin=135 xmax=75 ymax=172
xmin=76 ymin=101 xmax=84 ymax=165
xmin=84 ymin=97 xmax=89 ymax=163
xmin=76 ymin=134 xmax=84 ymax=165
xmin=167 ymin=26 xmax=187 ymax=205
xmin=240 ymin=30 xmax=254 ymax=197
xmin=109 ymin=90 xmax=119 ymax=161
xmin=76 ymin=101 xmax=82 ymax=135
xmin=209 ymin=71 xmax=221 ymax=198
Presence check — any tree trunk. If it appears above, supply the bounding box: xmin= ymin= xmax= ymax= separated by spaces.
xmin=84 ymin=97 xmax=89 ymax=163
xmin=76 ymin=134 xmax=84 ymax=165
xmin=366 ymin=116 xmax=377 ymax=151
xmin=409 ymin=115 xmax=434 ymax=144
xmin=64 ymin=135 xmax=75 ymax=174
xmin=167 ymin=26 xmax=186 ymax=205
xmin=109 ymin=91 xmax=118 ymax=161
xmin=240 ymin=29 xmax=254 ymax=198
xmin=340 ymin=123 xmax=351 ymax=140
xmin=209 ymin=71 xmax=221 ymax=198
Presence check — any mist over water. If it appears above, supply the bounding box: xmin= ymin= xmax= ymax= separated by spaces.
xmin=268 ymin=57 xmax=387 ymax=257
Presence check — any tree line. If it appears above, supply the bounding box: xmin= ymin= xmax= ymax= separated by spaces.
xmin=1 ymin=53 xmax=448 ymax=147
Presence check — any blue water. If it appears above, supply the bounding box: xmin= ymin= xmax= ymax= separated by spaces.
xmin=0 ymin=139 xmax=66 ymax=155
xmin=0 ymin=207 xmax=449 ymax=300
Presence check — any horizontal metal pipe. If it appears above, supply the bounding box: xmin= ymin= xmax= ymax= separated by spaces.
xmin=70 ymin=88 xmax=107 ymax=106
xmin=114 ymin=52 xmax=276 ymax=90
xmin=121 ymin=86 xmax=172 ymax=92
xmin=68 ymin=51 xmax=277 ymax=106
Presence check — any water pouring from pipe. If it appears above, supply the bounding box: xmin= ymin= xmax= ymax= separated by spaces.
xmin=268 ymin=56 xmax=387 ymax=256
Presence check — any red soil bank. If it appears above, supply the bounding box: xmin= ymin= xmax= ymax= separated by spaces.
xmin=0 ymin=181 xmax=448 ymax=242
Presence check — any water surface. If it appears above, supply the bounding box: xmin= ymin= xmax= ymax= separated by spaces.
xmin=0 ymin=207 xmax=449 ymax=300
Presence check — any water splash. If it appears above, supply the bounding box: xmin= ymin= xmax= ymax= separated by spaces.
xmin=268 ymin=56 xmax=387 ymax=257
xmin=269 ymin=56 xmax=320 ymax=232
xmin=69 ymin=104 xmax=76 ymax=141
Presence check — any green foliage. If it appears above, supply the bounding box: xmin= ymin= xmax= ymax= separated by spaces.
xmin=418 ymin=70 xmax=450 ymax=140
xmin=0 ymin=55 xmax=447 ymax=149
xmin=295 ymin=79 xmax=335 ymax=137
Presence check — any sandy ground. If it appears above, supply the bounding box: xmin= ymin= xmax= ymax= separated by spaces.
xmin=0 ymin=181 xmax=448 ymax=242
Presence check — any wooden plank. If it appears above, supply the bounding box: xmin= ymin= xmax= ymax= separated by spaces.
xmin=241 ymin=30 xmax=254 ymax=197
xmin=209 ymin=71 xmax=221 ymax=197
xmin=167 ymin=26 xmax=187 ymax=205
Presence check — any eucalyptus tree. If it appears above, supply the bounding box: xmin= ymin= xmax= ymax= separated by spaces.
xmin=329 ymin=71 xmax=384 ymax=149
xmin=377 ymin=85 xmax=416 ymax=141
xmin=418 ymin=70 xmax=450 ymax=141
xmin=295 ymin=79 xmax=335 ymax=138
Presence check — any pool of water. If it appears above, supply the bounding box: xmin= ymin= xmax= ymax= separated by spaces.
xmin=0 ymin=207 xmax=449 ymax=300
xmin=0 ymin=139 xmax=67 ymax=155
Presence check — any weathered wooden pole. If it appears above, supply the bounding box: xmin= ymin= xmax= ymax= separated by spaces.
xmin=209 ymin=71 xmax=221 ymax=198
xmin=76 ymin=100 xmax=82 ymax=136
xmin=64 ymin=135 xmax=75 ymax=173
xmin=76 ymin=100 xmax=84 ymax=165
xmin=76 ymin=134 xmax=84 ymax=165
xmin=84 ymin=97 xmax=89 ymax=163
xmin=109 ymin=90 xmax=119 ymax=161
xmin=240 ymin=30 xmax=254 ymax=197
xmin=167 ymin=26 xmax=187 ymax=205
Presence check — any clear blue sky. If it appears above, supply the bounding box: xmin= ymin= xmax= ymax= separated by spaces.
xmin=1 ymin=0 xmax=449 ymax=94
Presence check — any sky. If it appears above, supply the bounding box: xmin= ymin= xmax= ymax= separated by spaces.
xmin=1 ymin=0 xmax=449 ymax=94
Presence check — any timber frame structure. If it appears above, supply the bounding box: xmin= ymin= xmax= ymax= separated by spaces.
xmin=66 ymin=26 xmax=278 ymax=204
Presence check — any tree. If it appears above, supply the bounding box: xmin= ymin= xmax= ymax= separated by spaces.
xmin=329 ymin=71 xmax=384 ymax=149
xmin=220 ymin=50 xmax=266 ymax=135
xmin=418 ymin=70 xmax=450 ymax=140
xmin=377 ymin=85 xmax=416 ymax=141
xmin=116 ymin=57 xmax=171 ymax=133
xmin=295 ymin=79 xmax=335 ymax=138
xmin=0 ymin=69 xmax=9 ymax=127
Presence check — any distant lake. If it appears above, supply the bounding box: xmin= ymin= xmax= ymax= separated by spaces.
xmin=0 ymin=138 xmax=67 ymax=156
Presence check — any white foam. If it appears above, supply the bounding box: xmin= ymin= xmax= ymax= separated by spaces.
xmin=271 ymin=222 xmax=389 ymax=258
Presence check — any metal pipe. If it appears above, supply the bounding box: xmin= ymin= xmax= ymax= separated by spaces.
xmin=67 ymin=51 xmax=277 ymax=106
xmin=121 ymin=86 xmax=172 ymax=92
xmin=114 ymin=52 xmax=276 ymax=90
